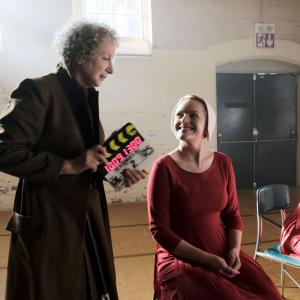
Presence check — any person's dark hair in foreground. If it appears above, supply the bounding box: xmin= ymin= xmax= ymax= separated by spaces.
xmin=147 ymin=94 xmax=283 ymax=299
xmin=0 ymin=21 xmax=146 ymax=300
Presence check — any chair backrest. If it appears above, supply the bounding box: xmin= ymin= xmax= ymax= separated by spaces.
xmin=256 ymin=184 xmax=290 ymax=215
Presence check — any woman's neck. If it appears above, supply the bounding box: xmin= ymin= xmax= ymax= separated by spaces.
xmin=177 ymin=140 xmax=206 ymax=164
xmin=170 ymin=143 xmax=214 ymax=173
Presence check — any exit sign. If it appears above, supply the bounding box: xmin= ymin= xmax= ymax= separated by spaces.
xmin=255 ymin=23 xmax=275 ymax=48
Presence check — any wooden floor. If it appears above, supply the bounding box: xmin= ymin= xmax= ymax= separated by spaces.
xmin=0 ymin=188 xmax=300 ymax=299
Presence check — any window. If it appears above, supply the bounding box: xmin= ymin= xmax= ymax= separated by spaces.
xmin=73 ymin=0 xmax=152 ymax=55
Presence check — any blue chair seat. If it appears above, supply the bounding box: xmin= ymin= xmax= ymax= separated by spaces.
xmin=263 ymin=243 xmax=300 ymax=267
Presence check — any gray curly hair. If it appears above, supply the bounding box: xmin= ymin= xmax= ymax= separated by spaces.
xmin=55 ymin=20 xmax=118 ymax=71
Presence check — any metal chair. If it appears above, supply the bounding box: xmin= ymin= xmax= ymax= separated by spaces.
xmin=254 ymin=184 xmax=300 ymax=298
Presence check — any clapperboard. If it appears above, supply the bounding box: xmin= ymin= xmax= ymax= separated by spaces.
xmin=100 ymin=123 xmax=154 ymax=191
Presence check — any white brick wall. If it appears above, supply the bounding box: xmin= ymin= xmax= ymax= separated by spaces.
xmin=152 ymin=0 xmax=300 ymax=48
xmin=0 ymin=87 xmax=10 ymax=117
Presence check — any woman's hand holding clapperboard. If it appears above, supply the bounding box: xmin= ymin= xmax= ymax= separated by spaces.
xmin=99 ymin=123 xmax=154 ymax=190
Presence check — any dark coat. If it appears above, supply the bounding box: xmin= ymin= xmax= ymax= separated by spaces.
xmin=0 ymin=68 xmax=118 ymax=300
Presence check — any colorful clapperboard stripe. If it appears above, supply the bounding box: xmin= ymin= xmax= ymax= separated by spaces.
xmin=100 ymin=123 xmax=154 ymax=191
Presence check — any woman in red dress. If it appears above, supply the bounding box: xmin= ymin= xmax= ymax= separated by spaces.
xmin=147 ymin=94 xmax=282 ymax=299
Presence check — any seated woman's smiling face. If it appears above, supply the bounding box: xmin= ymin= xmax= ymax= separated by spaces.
xmin=174 ymin=99 xmax=207 ymax=142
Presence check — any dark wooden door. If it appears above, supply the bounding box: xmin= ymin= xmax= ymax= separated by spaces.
xmin=255 ymin=74 xmax=296 ymax=187
xmin=217 ymin=73 xmax=296 ymax=189
xmin=217 ymin=74 xmax=255 ymax=188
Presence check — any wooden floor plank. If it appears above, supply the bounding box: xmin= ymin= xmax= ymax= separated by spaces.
xmin=0 ymin=269 xmax=6 ymax=300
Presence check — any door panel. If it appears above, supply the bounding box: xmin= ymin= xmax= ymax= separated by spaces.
xmin=217 ymin=74 xmax=254 ymax=188
xmin=256 ymin=140 xmax=296 ymax=187
xmin=218 ymin=143 xmax=254 ymax=189
xmin=255 ymin=75 xmax=296 ymax=139
xmin=255 ymin=74 xmax=296 ymax=187
xmin=217 ymin=74 xmax=254 ymax=141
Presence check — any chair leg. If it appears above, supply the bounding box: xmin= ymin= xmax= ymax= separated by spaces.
xmin=280 ymin=263 xmax=286 ymax=298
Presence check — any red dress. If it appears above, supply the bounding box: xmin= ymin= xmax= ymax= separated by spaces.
xmin=147 ymin=152 xmax=282 ymax=300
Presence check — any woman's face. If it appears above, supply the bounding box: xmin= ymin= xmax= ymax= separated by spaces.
xmin=174 ymin=99 xmax=208 ymax=142
xmin=76 ymin=38 xmax=116 ymax=88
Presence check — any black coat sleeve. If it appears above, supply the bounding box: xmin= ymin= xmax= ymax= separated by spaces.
xmin=0 ymin=79 xmax=64 ymax=184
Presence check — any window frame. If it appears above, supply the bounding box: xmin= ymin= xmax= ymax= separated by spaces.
xmin=72 ymin=0 xmax=152 ymax=56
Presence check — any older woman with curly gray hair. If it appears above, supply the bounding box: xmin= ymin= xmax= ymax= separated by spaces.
xmin=56 ymin=21 xmax=118 ymax=80
xmin=0 ymin=21 xmax=146 ymax=300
